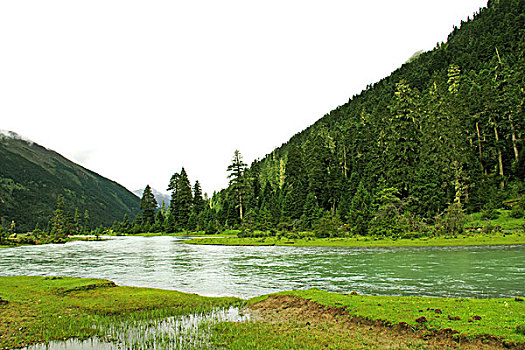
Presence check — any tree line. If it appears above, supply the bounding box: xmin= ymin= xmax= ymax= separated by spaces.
xmin=111 ymin=0 xmax=525 ymax=238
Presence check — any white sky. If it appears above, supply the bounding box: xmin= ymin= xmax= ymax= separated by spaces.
xmin=1 ymin=0 xmax=487 ymax=196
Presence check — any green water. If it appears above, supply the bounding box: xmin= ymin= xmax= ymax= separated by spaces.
xmin=0 ymin=236 xmax=523 ymax=298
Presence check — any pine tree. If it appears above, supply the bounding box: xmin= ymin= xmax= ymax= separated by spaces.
xmin=385 ymin=80 xmax=421 ymax=197
xmin=193 ymin=181 xmax=205 ymax=215
xmin=83 ymin=210 xmax=90 ymax=234
xmin=140 ymin=185 xmax=158 ymax=224
xmin=51 ymin=195 xmax=67 ymax=238
xmin=227 ymin=150 xmax=247 ymax=220
xmin=167 ymin=168 xmax=193 ymax=231
xmin=73 ymin=208 xmax=81 ymax=235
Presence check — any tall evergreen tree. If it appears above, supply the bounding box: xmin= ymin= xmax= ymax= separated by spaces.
xmin=140 ymin=185 xmax=158 ymax=224
xmin=167 ymin=168 xmax=193 ymax=231
xmin=51 ymin=195 xmax=67 ymax=238
xmin=227 ymin=150 xmax=247 ymax=220
xmin=193 ymin=181 xmax=205 ymax=215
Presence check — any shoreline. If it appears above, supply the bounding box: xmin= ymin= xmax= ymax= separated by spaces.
xmin=183 ymin=232 xmax=525 ymax=248
xmin=1 ymin=276 xmax=523 ymax=349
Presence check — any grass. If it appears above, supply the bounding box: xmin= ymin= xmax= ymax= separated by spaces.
xmin=0 ymin=276 xmax=525 ymax=349
xmin=248 ymin=288 xmax=525 ymax=344
xmin=0 ymin=276 xmax=240 ymax=349
xmin=109 ymin=230 xmax=239 ymax=238
xmin=185 ymin=232 xmax=525 ymax=248
xmin=1 ymin=277 xmax=523 ymax=349
xmin=466 ymin=209 xmax=525 ymax=230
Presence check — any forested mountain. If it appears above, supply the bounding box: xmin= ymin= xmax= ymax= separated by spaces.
xmin=205 ymin=0 xmax=524 ymax=234
xmin=0 ymin=131 xmax=140 ymax=232
xmin=118 ymin=0 xmax=523 ymax=236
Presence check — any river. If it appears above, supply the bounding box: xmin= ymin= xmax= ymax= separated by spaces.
xmin=0 ymin=236 xmax=523 ymax=298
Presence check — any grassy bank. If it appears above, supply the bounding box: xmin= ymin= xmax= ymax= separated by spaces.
xmin=0 ymin=276 xmax=239 ymax=349
xmin=247 ymin=289 xmax=525 ymax=345
xmin=1 ymin=276 xmax=524 ymax=349
xmin=185 ymin=232 xmax=525 ymax=247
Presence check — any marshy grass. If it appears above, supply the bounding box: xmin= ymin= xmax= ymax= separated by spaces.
xmin=0 ymin=276 xmax=240 ymax=349
xmin=2 ymin=276 xmax=524 ymax=349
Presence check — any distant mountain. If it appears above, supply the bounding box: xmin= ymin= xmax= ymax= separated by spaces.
xmin=0 ymin=130 xmax=140 ymax=232
xmin=133 ymin=187 xmax=170 ymax=209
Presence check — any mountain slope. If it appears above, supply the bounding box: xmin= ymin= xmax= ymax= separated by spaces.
xmin=0 ymin=131 xmax=140 ymax=232
xmin=211 ymin=0 xmax=524 ymax=231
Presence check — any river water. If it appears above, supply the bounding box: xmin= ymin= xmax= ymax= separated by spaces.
xmin=0 ymin=236 xmax=523 ymax=298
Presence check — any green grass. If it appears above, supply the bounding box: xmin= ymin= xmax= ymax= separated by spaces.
xmin=249 ymin=288 xmax=525 ymax=344
xmin=110 ymin=230 xmax=239 ymax=238
xmin=185 ymin=232 xmax=525 ymax=247
xmin=1 ymin=277 xmax=524 ymax=349
xmin=0 ymin=276 xmax=240 ymax=349
xmin=466 ymin=209 xmax=525 ymax=230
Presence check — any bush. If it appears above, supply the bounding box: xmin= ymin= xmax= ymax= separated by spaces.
xmin=434 ymin=202 xmax=466 ymax=236
xmin=482 ymin=223 xmax=502 ymax=234
xmin=510 ymin=205 xmax=524 ymax=219
xmin=481 ymin=207 xmax=500 ymax=220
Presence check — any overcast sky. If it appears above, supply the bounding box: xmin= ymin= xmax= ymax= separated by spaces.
xmin=1 ymin=0 xmax=487 ymax=196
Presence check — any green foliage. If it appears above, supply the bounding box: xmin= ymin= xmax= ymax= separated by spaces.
xmin=205 ymin=0 xmax=525 ymax=238
xmin=434 ymin=202 xmax=466 ymax=236
xmin=227 ymin=150 xmax=248 ymax=220
xmin=139 ymin=185 xmax=158 ymax=224
xmin=313 ymin=214 xmax=342 ymax=238
xmin=510 ymin=205 xmax=524 ymax=219
xmin=0 ymin=136 xmax=139 ymax=232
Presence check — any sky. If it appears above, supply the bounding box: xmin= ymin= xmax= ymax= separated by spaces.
xmin=1 ymin=0 xmax=487 ymax=196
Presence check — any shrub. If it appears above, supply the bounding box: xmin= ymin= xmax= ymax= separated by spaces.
xmin=481 ymin=208 xmax=500 ymax=220
xmin=510 ymin=205 xmax=524 ymax=219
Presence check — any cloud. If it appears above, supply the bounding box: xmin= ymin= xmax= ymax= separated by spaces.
xmin=72 ymin=149 xmax=95 ymax=163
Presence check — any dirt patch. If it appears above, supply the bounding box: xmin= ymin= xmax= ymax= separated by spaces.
xmin=55 ymin=281 xmax=117 ymax=295
xmin=250 ymin=295 xmax=523 ymax=350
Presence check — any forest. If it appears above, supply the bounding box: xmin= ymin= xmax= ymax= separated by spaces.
xmin=2 ymin=0 xmax=523 ymax=243
xmin=117 ymin=0 xmax=524 ymax=238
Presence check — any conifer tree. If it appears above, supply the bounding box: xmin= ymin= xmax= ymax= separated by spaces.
xmin=140 ymin=185 xmax=158 ymax=224
xmin=167 ymin=168 xmax=193 ymax=231
xmin=83 ymin=210 xmax=90 ymax=234
xmin=51 ymin=195 xmax=67 ymax=238
xmin=227 ymin=150 xmax=247 ymax=220
xmin=193 ymin=181 xmax=205 ymax=215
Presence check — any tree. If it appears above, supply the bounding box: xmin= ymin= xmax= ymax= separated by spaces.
xmin=51 ymin=195 xmax=67 ymax=238
xmin=83 ymin=210 xmax=90 ymax=234
xmin=227 ymin=150 xmax=247 ymax=220
xmin=385 ymin=80 xmax=421 ymax=197
xmin=140 ymin=185 xmax=158 ymax=224
xmin=193 ymin=181 xmax=205 ymax=216
xmin=167 ymin=168 xmax=193 ymax=231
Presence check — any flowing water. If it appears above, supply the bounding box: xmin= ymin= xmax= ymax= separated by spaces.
xmin=0 ymin=236 xmax=523 ymax=298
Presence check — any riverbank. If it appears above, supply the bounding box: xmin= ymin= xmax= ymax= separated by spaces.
xmin=0 ymin=276 xmax=239 ymax=349
xmin=0 ymin=235 xmax=104 ymax=248
xmin=185 ymin=232 xmax=525 ymax=247
xmin=1 ymin=276 xmax=523 ymax=349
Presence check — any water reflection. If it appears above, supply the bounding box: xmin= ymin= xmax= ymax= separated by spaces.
xmin=22 ymin=307 xmax=251 ymax=350
xmin=0 ymin=236 xmax=523 ymax=298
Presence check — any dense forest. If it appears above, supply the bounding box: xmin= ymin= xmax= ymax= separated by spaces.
xmin=113 ymin=0 xmax=524 ymax=238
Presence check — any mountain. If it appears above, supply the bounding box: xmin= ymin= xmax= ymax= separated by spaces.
xmin=0 ymin=131 xmax=140 ymax=232
xmin=133 ymin=187 xmax=171 ymax=209
xmin=208 ymin=0 xmax=524 ymax=231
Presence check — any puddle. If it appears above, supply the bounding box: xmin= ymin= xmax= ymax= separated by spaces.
xmin=22 ymin=307 xmax=251 ymax=350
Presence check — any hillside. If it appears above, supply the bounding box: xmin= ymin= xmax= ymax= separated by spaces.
xmin=0 ymin=131 xmax=140 ymax=232
xmin=208 ymin=0 xmax=524 ymax=232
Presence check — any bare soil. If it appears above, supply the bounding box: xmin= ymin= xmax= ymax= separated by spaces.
xmin=250 ymin=295 xmax=523 ymax=350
